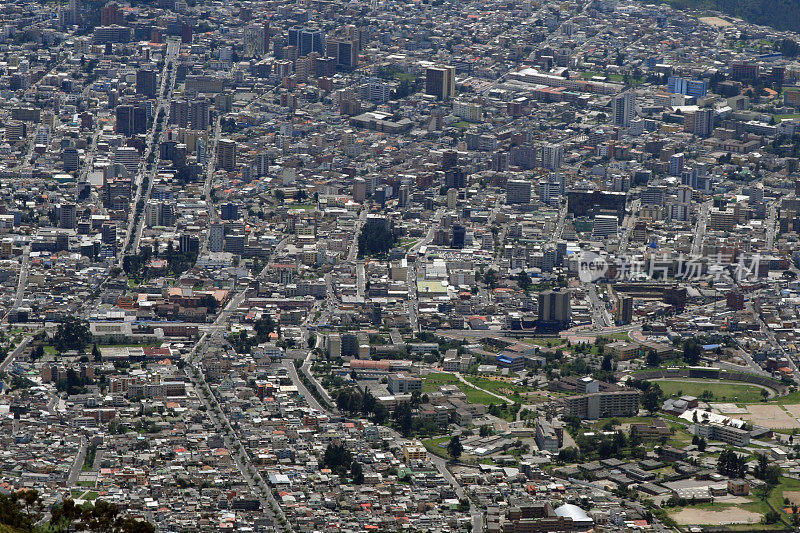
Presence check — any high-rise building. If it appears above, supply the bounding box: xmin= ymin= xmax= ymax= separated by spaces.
xmin=114 ymin=146 xmax=140 ymax=176
xmin=452 ymin=224 xmax=465 ymax=249
xmin=667 ymin=76 xmax=708 ymax=98
xmin=100 ymin=3 xmax=123 ymax=26
xmin=425 ymin=66 xmax=456 ymax=100
xmin=669 ymin=152 xmax=685 ymax=176
xmin=208 ymin=223 xmax=224 ymax=252
xmin=169 ymin=99 xmax=188 ymax=127
xmin=180 ymin=234 xmax=200 ymax=254
xmin=325 ymin=38 xmax=358 ymax=70
xmin=353 ymin=178 xmax=366 ymax=203
xmin=592 ymin=214 xmax=619 ymax=238
xmin=542 ymin=143 xmax=563 ymax=170
xmin=727 ymin=290 xmax=745 ymax=311
xmin=66 ymin=0 xmax=80 ymax=25
xmin=506 ymin=179 xmax=532 ymax=205
xmin=538 ymin=290 xmax=571 ymax=328
xmin=539 ymin=174 xmax=566 ymax=206
xmin=694 ymin=108 xmax=714 ymax=137
xmin=62 ymin=148 xmax=79 ymax=172
xmin=217 ymin=139 xmax=236 ymax=171
xmin=101 ymin=222 xmax=117 ymax=244
xmin=612 ymin=92 xmax=636 ymax=128
xmin=59 ymin=203 xmax=77 ymax=229
xmin=220 ymin=203 xmax=240 ymax=220
xmin=136 ymin=69 xmax=157 ymax=98
xmin=189 ymin=98 xmax=210 ymax=130
xmin=288 ymin=26 xmax=325 ymax=56
xmin=115 ymin=104 xmax=147 ymax=137
xmin=617 ymin=296 xmax=633 ymax=325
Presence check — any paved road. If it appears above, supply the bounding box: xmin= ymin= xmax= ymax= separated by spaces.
xmin=0 ymin=336 xmax=32 ymax=391
xmin=282 ymin=359 xmax=326 ymax=413
xmin=66 ymin=437 xmax=88 ymax=488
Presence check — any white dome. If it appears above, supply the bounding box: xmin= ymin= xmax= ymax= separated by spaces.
xmin=554 ymin=503 xmax=593 ymax=523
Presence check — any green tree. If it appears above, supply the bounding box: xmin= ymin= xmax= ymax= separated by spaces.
xmin=31 ymin=344 xmax=45 ymax=360
xmin=53 ymin=317 xmax=92 ymax=353
xmin=350 ymin=461 xmax=364 ymax=485
xmin=641 ymin=383 xmax=662 ymax=413
xmin=447 ymin=435 xmax=463 ymax=460
xmin=682 ymin=339 xmax=702 ymax=365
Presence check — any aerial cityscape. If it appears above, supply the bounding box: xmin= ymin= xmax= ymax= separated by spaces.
xmin=4 ymin=0 xmax=800 ymax=531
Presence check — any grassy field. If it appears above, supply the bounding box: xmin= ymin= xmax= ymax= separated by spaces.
xmin=464 ymin=376 xmax=539 ymax=403
xmin=422 ymin=372 xmax=460 ymax=392
xmin=768 ymin=475 xmax=800 ymax=513
xmin=423 ymin=372 xmax=511 ymax=408
xmin=393 ymin=72 xmax=416 ymax=83
xmin=773 ymin=113 xmax=800 ymax=121
xmin=654 ymin=379 xmax=767 ymax=403
xmin=422 ymin=436 xmax=451 ymax=459
xmin=520 ymin=337 xmax=564 ymax=347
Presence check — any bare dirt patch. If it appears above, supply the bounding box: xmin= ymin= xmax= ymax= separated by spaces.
xmin=784 ymin=491 xmax=800 ymax=506
xmin=670 ymin=507 xmax=761 ymax=525
xmin=741 ymin=404 xmax=800 ymax=429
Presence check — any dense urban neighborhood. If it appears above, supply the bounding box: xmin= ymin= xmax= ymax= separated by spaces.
xmin=4 ymin=0 xmax=800 ymax=531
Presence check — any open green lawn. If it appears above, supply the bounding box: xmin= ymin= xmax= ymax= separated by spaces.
xmin=773 ymin=114 xmax=800 ymax=121
xmin=422 ymin=372 xmax=460 ymax=392
xmin=393 ymin=72 xmax=416 ymax=83
xmin=654 ymin=379 xmax=768 ymax=403
xmin=520 ymin=337 xmax=564 ymax=347
xmin=768 ymin=476 xmax=800 ymax=513
xmin=422 ymin=436 xmax=451 ymax=459
xmin=464 ymin=376 xmax=538 ymax=403
xmin=423 ymin=372 xmax=514 ymax=411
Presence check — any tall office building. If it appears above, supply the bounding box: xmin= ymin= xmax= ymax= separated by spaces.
xmin=115 ymin=104 xmax=147 ymax=137
xmin=667 ymin=76 xmax=708 ymax=98
xmin=169 ymin=99 xmax=189 ymax=127
xmin=612 ymin=92 xmax=636 ymax=128
xmin=220 ymin=202 xmax=240 ymax=220
xmin=353 ymin=178 xmax=366 ymax=203
xmin=592 ymin=214 xmax=619 ymax=238
xmin=114 ymin=146 xmax=140 ymax=176
xmin=325 ymin=38 xmax=358 ymax=70
xmin=617 ymin=296 xmax=633 ymax=325
xmin=100 ymin=3 xmax=123 ymax=25
xmin=506 ymin=179 xmax=532 ymax=205
xmin=538 ymin=290 xmax=571 ymax=327
xmin=66 ymin=0 xmax=80 ymax=24
xmin=189 ymin=98 xmax=210 ymax=131
xmin=669 ymin=152 xmax=685 ymax=176
xmin=59 ymin=203 xmax=77 ymax=229
xmin=452 ymin=224 xmax=466 ymax=249
xmin=216 ymin=139 xmax=236 ymax=171
xmin=208 ymin=223 xmax=224 ymax=252
xmin=288 ymin=26 xmax=325 ymax=56
xmin=542 ymin=143 xmax=563 ymax=170
xmin=694 ymin=108 xmax=714 ymax=137
xmin=425 ymin=66 xmax=456 ymax=100
xmin=62 ymin=148 xmax=79 ymax=172
xmin=136 ymin=69 xmax=157 ymax=98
